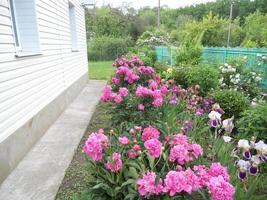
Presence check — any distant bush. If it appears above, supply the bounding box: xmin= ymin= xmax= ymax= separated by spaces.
xmin=88 ymin=36 xmax=133 ymax=61
xmin=175 ymin=44 xmax=202 ymax=65
xmin=136 ymin=30 xmax=170 ymax=48
xmin=187 ymin=65 xmax=219 ymax=95
xmin=127 ymin=47 xmax=157 ymax=66
xmin=236 ymin=102 xmax=267 ymax=141
xmin=212 ymin=89 xmax=249 ymax=119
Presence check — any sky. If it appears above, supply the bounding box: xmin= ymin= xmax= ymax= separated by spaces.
xmin=95 ymin=0 xmax=216 ymax=9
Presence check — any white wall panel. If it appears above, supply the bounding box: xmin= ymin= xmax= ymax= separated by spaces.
xmin=0 ymin=0 xmax=88 ymax=142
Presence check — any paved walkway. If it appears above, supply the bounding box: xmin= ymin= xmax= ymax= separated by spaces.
xmin=0 ymin=80 xmax=106 ymax=200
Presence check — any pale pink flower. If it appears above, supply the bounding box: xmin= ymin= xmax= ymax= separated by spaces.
xmin=169 ymin=144 xmax=191 ymax=165
xmin=114 ymin=94 xmax=123 ymax=104
xmin=207 ymin=175 xmax=235 ymax=200
xmin=111 ymin=77 xmax=120 ymax=84
xmin=133 ymin=144 xmax=141 ymax=151
xmin=163 ymin=169 xmax=201 ymax=196
xmin=83 ymin=129 xmax=109 ymax=161
xmin=104 ymin=152 xmax=122 ymax=172
xmin=137 ymin=172 xmax=163 ymax=197
xmin=138 ymin=66 xmax=154 ymax=74
xmin=142 ymin=127 xmax=160 ymax=142
xmin=160 ymin=85 xmax=169 ymax=95
xmin=138 ymin=104 xmax=145 ymax=111
xmin=163 ymin=170 xmax=187 ymax=196
xmin=144 ymin=139 xmax=162 ymax=158
xmin=208 ymin=163 xmax=230 ymax=182
xmin=190 ymin=143 xmax=203 ymax=158
xmin=101 ymin=85 xmax=113 ymax=102
xmin=118 ymin=136 xmax=129 ymax=145
xmin=149 ymin=80 xmax=158 ymax=90
xmin=128 ymin=150 xmax=137 ymax=159
xmin=119 ymin=87 xmax=128 ymax=97
xmin=169 ymin=134 xmax=188 ymax=146
xmin=152 ymin=97 xmax=163 ymax=107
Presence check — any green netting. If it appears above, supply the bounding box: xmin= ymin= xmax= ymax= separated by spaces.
xmin=155 ymin=46 xmax=267 ymax=90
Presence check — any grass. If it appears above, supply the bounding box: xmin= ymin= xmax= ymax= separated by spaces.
xmin=89 ymin=61 xmax=115 ymax=80
xmin=55 ymin=104 xmax=112 ymax=200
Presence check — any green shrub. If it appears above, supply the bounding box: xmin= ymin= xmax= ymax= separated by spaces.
xmin=127 ymin=47 xmax=157 ymax=66
xmin=236 ymin=102 xmax=267 ymax=141
xmin=154 ymin=61 xmax=169 ymax=74
xmin=172 ymin=65 xmax=192 ymax=88
xmin=187 ymin=65 xmax=219 ymax=95
xmin=175 ymin=44 xmax=203 ymax=65
xmin=212 ymin=89 xmax=250 ymax=119
xmin=88 ymin=36 xmax=133 ymax=61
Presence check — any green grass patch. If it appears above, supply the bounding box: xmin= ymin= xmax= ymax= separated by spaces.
xmin=89 ymin=61 xmax=115 ymax=80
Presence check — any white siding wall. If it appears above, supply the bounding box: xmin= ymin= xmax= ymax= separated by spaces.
xmin=0 ymin=0 xmax=88 ymax=142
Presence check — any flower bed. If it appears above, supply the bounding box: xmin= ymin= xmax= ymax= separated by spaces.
xmin=82 ymin=56 xmax=266 ymax=200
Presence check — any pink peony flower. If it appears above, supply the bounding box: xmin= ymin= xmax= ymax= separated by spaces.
xmin=169 ymin=144 xmax=191 ymax=165
xmin=142 ymin=127 xmax=160 ymax=142
xmin=104 ymin=152 xmax=122 ymax=172
xmin=101 ymin=85 xmax=113 ymax=102
xmin=119 ymin=87 xmax=128 ymax=97
xmin=160 ymin=85 xmax=169 ymax=95
xmin=111 ymin=77 xmax=120 ymax=84
xmin=207 ymin=175 xmax=235 ymax=200
xmin=83 ymin=129 xmax=109 ymax=161
xmin=137 ymin=172 xmax=163 ymax=197
xmin=208 ymin=163 xmax=230 ymax=182
xmin=136 ymin=86 xmax=153 ymax=97
xmin=149 ymin=80 xmax=158 ymax=90
xmin=133 ymin=144 xmax=141 ymax=151
xmin=118 ymin=136 xmax=129 ymax=145
xmin=190 ymin=143 xmax=203 ymax=158
xmin=169 ymin=134 xmax=188 ymax=146
xmin=128 ymin=150 xmax=137 ymax=159
xmin=163 ymin=170 xmax=187 ymax=196
xmin=114 ymin=94 xmax=123 ymax=104
xmin=138 ymin=104 xmax=145 ymax=111
xmin=193 ymin=165 xmax=210 ymax=187
xmin=138 ymin=66 xmax=154 ymax=74
xmin=144 ymin=139 xmax=162 ymax=158
xmin=152 ymin=97 xmax=163 ymax=107
xmin=164 ymin=169 xmax=201 ymax=196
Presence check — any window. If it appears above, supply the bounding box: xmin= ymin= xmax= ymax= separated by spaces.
xmin=9 ymin=0 xmax=41 ymax=56
xmin=69 ymin=2 xmax=78 ymax=50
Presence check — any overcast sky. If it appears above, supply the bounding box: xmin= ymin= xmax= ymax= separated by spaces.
xmin=95 ymin=0 xmax=216 ymax=9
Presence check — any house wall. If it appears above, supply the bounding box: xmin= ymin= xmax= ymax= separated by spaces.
xmin=0 ymin=0 xmax=88 ymax=183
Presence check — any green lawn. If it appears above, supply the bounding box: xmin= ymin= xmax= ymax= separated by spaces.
xmin=89 ymin=61 xmax=115 ymax=80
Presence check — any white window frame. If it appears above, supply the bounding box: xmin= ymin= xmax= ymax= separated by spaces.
xmin=9 ymin=0 xmax=22 ymax=51
xmin=9 ymin=0 xmax=42 ymax=57
xmin=69 ymin=1 xmax=78 ymax=51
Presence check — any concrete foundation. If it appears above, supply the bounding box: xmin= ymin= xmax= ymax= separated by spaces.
xmin=0 ymin=80 xmax=106 ymax=200
xmin=0 ymin=74 xmax=88 ymax=183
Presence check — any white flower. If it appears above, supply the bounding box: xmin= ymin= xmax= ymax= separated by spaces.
xmin=255 ymin=76 xmax=262 ymax=82
xmin=219 ymin=77 xmax=224 ymax=84
xmin=237 ymin=160 xmax=251 ymax=171
xmin=254 ymin=141 xmax=267 ymax=154
xmin=222 ymin=116 xmax=234 ymax=133
xmin=208 ymin=111 xmax=222 ymax=120
xmin=243 ymin=56 xmax=247 ymax=59
xmin=223 ymin=136 xmax=232 ymax=143
xmin=235 ymin=73 xmax=240 ymax=78
xmin=251 ymin=156 xmax=261 ymax=166
xmin=238 ymin=139 xmax=250 ymax=149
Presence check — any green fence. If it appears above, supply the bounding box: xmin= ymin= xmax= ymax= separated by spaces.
xmin=155 ymin=46 xmax=267 ymax=89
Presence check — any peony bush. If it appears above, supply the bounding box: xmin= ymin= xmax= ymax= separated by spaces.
xmin=82 ymin=56 xmax=266 ymax=200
